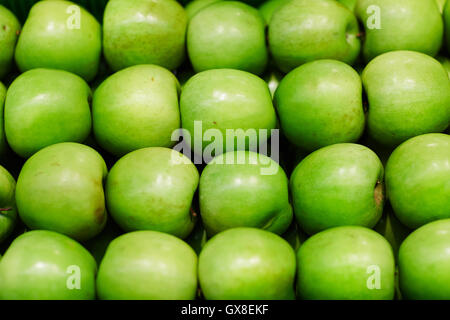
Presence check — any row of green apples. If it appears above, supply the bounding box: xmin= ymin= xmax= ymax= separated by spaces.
xmin=1 ymin=0 xmax=450 ymax=81
xmin=0 ymin=130 xmax=448 ymax=299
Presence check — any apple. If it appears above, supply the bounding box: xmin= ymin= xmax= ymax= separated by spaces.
xmin=0 ymin=82 xmax=8 ymax=157
xmin=362 ymin=51 xmax=450 ymax=147
xmin=0 ymin=5 xmax=20 ymax=79
xmin=185 ymin=0 xmax=222 ymax=20
xmin=103 ymin=0 xmax=187 ymax=71
xmin=258 ymin=0 xmax=291 ymax=25
xmin=15 ymin=142 xmax=108 ymax=241
xmin=385 ymin=133 xmax=450 ymax=229
xmin=355 ymin=0 xmax=443 ymax=62
xmin=274 ymin=59 xmax=365 ymax=152
xmin=96 ymin=230 xmax=198 ymax=300
xmin=106 ymin=147 xmax=199 ymax=239
xmin=93 ymin=64 xmax=180 ymax=157
xmin=437 ymin=55 xmax=450 ymax=78
xmin=437 ymin=0 xmax=448 ymax=13
xmin=268 ymin=0 xmax=361 ymax=73
xmin=187 ymin=1 xmax=268 ymax=75
xmin=445 ymin=0 xmax=450 ymax=50
xmin=290 ymin=143 xmax=384 ymax=235
xmin=5 ymin=68 xmax=92 ymax=158
xmin=14 ymin=0 xmax=101 ymax=82
xmin=399 ymin=219 xmax=450 ymax=299
xmin=337 ymin=0 xmax=357 ymax=11
xmin=198 ymin=228 xmax=296 ymax=300
xmin=0 ymin=230 xmax=97 ymax=300
xmin=199 ymin=151 xmax=292 ymax=236
xmin=180 ymin=69 xmax=277 ymax=156
xmin=297 ymin=226 xmax=395 ymax=299
xmin=0 ymin=165 xmax=16 ymax=244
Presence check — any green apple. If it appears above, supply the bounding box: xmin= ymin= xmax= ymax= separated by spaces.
xmin=199 ymin=151 xmax=292 ymax=236
xmin=106 ymin=147 xmax=199 ymax=238
xmin=437 ymin=55 xmax=450 ymax=78
xmin=14 ymin=0 xmax=101 ymax=82
xmin=399 ymin=219 xmax=450 ymax=299
xmin=355 ymin=0 xmax=443 ymax=62
xmin=198 ymin=228 xmax=296 ymax=300
xmin=0 ymin=165 xmax=16 ymax=244
xmin=180 ymin=69 xmax=277 ymax=156
xmin=5 ymin=69 xmax=92 ymax=158
xmin=290 ymin=143 xmax=384 ymax=235
xmin=274 ymin=59 xmax=365 ymax=151
xmin=93 ymin=65 xmax=180 ymax=157
xmin=385 ymin=133 xmax=450 ymax=229
xmin=0 ymin=82 xmax=8 ymax=157
xmin=187 ymin=1 xmax=268 ymax=75
xmin=258 ymin=0 xmax=291 ymax=25
xmin=445 ymin=0 xmax=450 ymax=50
xmin=185 ymin=0 xmax=222 ymax=20
xmin=103 ymin=0 xmax=187 ymax=71
xmin=0 ymin=5 xmax=20 ymax=79
xmin=374 ymin=202 xmax=411 ymax=260
xmin=337 ymin=0 xmax=357 ymax=11
xmin=268 ymin=0 xmax=361 ymax=73
xmin=97 ymin=230 xmax=197 ymax=300
xmin=437 ymin=0 xmax=448 ymax=12
xmin=16 ymin=142 xmax=108 ymax=241
xmin=362 ymin=51 xmax=450 ymax=147
xmin=0 ymin=230 xmax=97 ymax=300
xmin=297 ymin=226 xmax=395 ymax=299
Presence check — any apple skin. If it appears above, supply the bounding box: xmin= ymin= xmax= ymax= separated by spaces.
xmin=198 ymin=228 xmax=296 ymax=300
xmin=290 ymin=143 xmax=384 ymax=235
xmin=15 ymin=142 xmax=108 ymax=242
xmin=274 ymin=59 xmax=365 ymax=152
xmin=268 ymin=0 xmax=361 ymax=73
xmin=399 ymin=219 xmax=450 ymax=299
xmin=5 ymin=69 xmax=92 ymax=158
xmin=437 ymin=0 xmax=448 ymax=13
xmin=0 ymin=165 xmax=17 ymax=244
xmin=355 ymin=0 xmax=443 ymax=62
xmin=0 ymin=230 xmax=97 ymax=300
xmin=258 ymin=0 xmax=291 ymax=25
xmin=103 ymin=0 xmax=187 ymax=71
xmin=185 ymin=0 xmax=222 ymax=20
xmin=188 ymin=1 xmax=268 ymax=75
xmin=297 ymin=226 xmax=395 ymax=300
xmin=180 ymin=69 xmax=277 ymax=156
xmin=445 ymin=0 xmax=450 ymax=50
xmin=437 ymin=55 xmax=450 ymax=78
xmin=0 ymin=5 xmax=20 ymax=80
xmin=14 ymin=0 xmax=101 ymax=82
xmin=337 ymin=0 xmax=357 ymax=11
xmin=199 ymin=151 xmax=292 ymax=236
xmin=0 ymin=82 xmax=8 ymax=157
xmin=362 ymin=51 xmax=450 ymax=147
xmin=97 ymin=230 xmax=198 ymax=300
xmin=385 ymin=133 xmax=450 ymax=229
xmin=93 ymin=65 xmax=180 ymax=157
xmin=106 ymin=147 xmax=199 ymax=239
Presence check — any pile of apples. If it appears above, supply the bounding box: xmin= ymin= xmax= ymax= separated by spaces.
xmin=0 ymin=0 xmax=449 ymax=300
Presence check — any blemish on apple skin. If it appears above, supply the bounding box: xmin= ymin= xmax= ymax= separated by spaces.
xmin=94 ymin=207 xmax=106 ymax=225
xmin=212 ymin=121 xmax=217 ymax=125
xmin=374 ymin=180 xmax=384 ymax=207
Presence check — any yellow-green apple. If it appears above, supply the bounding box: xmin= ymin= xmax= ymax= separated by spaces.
xmin=297 ymin=226 xmax=395 ymax=299
xmin=290 ymin=143 xmax=384 ymax=235
xmin=268 ymin=0 xmax=361 ymax=73
xmin=198 ymin=228 xmax=296 ymax=299
xmin=15 ymin=142 xmax=108 ymax=241
xmin=180 ymin=69 xmax=277 ymax=156
xmin=185 ymin=0 xmax=222 ymax=20
xmin=274 ymin=59 xmax=365 ymax=151
xmin=96 ymin=230 xmax=197 ymax=300
xmin=0 ymin=230 xmax=97 ymax=300
xmin=106 ymin=147 xmax=199 ymax=238
xmin=399 ymin=219 xmax=450 ymax=299
xmin=187 ymin=1 xmax=268 ymax=75
xmin=258 ymin=0 xmax=291 ymax=25
xmin=355 ymin=0 xmax=443 ymax=62
xmin=0 ymin=5 xmax=20 ymax=79
xmin=0 ymin=165 xmax=16 ymax=244
xmin=5 ymin=69 xmax=92 ymax=158
xmin=385 ymin=133 xmax=450 ymax=229
xmin=14 ymin=0 xmax=101 ymax=82
xmin=362 ymin=51 xmax=450 ymax=147
xmin=103 ymin=0 xmax=187 ymax=71
xmin=93 ymin=65 xmax=180 ymax=157
xmin=199 ymin=151 xmax=292 ymax=236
